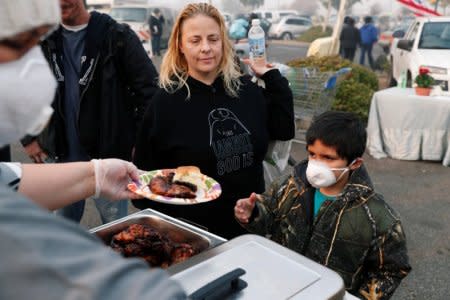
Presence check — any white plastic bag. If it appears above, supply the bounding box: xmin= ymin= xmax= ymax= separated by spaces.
xmin=263 ymin=139 xmax=292 ymax=187
xmin=253 ymin=63 xmax=294 ymax=187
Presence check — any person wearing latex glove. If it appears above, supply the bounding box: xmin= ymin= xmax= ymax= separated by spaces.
xmin=11 ymin=159 xmax=142 ymax=211
xmin=0 ymin=1 xmax=186 ymax=299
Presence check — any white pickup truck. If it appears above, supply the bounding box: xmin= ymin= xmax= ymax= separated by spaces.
xmin=390 ymin=17 xmax=450 ymax=90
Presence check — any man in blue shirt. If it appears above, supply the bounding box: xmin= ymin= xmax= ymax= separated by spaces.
xmin=359 ymin=16 xmax=378 ymax=69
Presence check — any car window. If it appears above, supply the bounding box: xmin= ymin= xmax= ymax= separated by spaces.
xmin=298 ymin=19 xmax=310 ymax=26
xmin=419 ymin=22 xmax=450 ymax=49
xmin=285 ymin=18 xmax=301 ymax=25
xmin=110 ymin=7 xmax=147 ymax=22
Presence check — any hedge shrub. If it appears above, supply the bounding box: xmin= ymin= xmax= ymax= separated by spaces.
xmin=297 ymin=26 xmax=333 ymax=43
xmin=286 ymin=55 xmax=378 ymax=123
xmin=334 ymin=79 xmax=374 ymax=121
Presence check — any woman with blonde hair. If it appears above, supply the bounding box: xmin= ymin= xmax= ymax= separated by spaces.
xmin=133 ymin=2 xmax=295 ymax=239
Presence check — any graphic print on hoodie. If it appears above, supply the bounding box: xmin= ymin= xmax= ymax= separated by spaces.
xmin=208 ymin=108 xmax=254 ymax=176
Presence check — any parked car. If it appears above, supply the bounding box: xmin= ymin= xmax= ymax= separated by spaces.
xmin=269 ymin=16 xmax=312 ymax=40
xmin=379 ymin=19 xmax=414 ymax=53
xmin=252 ymin=10 xmax=299 ymax=24
xmin=390 ymin=17 xmax=450 ymax=90
xmin=109 ymin=5 xmax=177 ymax=50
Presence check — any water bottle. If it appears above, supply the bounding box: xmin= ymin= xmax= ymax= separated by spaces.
xmin=398 ymin=70 xmax=407 ymax=88
xmin=248 ymin=19 xmax=266 ymax=68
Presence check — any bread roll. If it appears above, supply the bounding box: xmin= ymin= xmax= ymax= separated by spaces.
xmin=173 ymin=166 xmax=206 ymax=191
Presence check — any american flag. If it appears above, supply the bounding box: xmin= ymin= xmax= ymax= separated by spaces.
xmin=396 ymin=0 xmax=441 ymax=16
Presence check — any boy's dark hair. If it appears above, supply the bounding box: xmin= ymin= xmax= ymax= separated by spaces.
xmin=306 ymin=111 xmax=367 ymax=163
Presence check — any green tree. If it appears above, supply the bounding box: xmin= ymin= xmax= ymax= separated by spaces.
xmin=239 ymin=0 xmax=264 ymax=9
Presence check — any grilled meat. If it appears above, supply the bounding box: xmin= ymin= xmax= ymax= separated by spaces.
xmin=171 ymin=243 xmax=195 ymax=264
xmin=149 ymin=175 xmax=171 ymax=196
xmin=110 ymin=224 xmax=196 ymax=268
xmin=166 ymin=184 xmax=196 ymax=198
xmin=149 ymin=172 xmax=196 ymax=199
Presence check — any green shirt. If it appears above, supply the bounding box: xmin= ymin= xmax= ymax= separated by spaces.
xmin=314 ymin=189 xmax=336 ymax=217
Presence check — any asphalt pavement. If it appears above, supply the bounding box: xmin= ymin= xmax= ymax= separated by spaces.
xmin=8 ymin=40 xmax=449 ymax=299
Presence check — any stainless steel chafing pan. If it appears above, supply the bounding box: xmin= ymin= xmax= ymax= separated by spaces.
xmin=90 ymin=208 xmax=226 ymax=254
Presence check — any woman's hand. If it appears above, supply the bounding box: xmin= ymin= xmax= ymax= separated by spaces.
xmin=241 ymin=58 xmax=274 ymax=77
xmin=234 ymin=192 xmax=259 ymax=224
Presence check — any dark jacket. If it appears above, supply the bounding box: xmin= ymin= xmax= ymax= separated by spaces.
xmin=132 ymin=70 xmax=295 ymax=239
xmin=340 ymin=24 xmax=360 ymax=48
xmin=25 ymin=12 xmax=158 ymax=161
xmin=241 ymin=160 xmax=411 ymax=299
xmin=149 ymin=14 xmax=164 ymax=37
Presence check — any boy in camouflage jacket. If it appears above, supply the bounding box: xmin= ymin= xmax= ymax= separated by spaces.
xmin=235 ymin=111 xmax=411 ymax=299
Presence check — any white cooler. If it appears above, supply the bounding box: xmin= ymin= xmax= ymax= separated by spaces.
xmin=168 ymin=234 xmax=345 ymax=299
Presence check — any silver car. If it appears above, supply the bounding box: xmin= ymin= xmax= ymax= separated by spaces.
xmin=269 ymin=16 xmax=312 ymax=40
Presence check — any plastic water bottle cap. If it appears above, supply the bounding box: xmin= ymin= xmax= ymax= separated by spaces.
xmin=251 ymin=19 xmax=260 ymax=26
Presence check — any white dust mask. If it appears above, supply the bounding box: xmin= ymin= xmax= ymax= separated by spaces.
xmin=0 ymin=46 xmax=56 ymax=147
xmin=306 ymin=159 xmax=355 ymax=188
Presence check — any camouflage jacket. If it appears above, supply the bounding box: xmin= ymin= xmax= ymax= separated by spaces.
xmin=241 ymin=160 xmax=411 ymax=299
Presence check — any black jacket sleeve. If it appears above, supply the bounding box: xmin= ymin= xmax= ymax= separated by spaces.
xmin=116 ymin=25 xmax=159 ymax=128
xmin=260 ymin=69 xmax=295 ymax=141
xmin=133 ymin=100 xmax=156 ymax=170
xmin=133 ymin=90 xmax=172 ymax=171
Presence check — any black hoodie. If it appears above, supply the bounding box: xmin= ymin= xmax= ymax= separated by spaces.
xmin=133 ymin=69 xmax=294 ymax=239
xmin=26 ymin=12 xmax=159 ymax=161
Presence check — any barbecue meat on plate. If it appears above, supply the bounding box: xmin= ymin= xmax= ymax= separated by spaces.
xmin=149 ymin=171 xmax=196 ymax=199
xmin=110 ymin=224 xmax=196 ymax=268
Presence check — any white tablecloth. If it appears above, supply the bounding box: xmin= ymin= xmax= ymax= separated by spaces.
xmin=367 ymin=87 xmax=450 ymax=167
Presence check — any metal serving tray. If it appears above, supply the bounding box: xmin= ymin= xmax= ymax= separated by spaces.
xmin=90 ymin=209 xmax=226 ymax=258
xmin=169 ymin=234 xmax=345 ymax=300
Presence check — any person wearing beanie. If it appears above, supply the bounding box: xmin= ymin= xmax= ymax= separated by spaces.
xmin=20 ymin=0 xmax=160 ymax=225
xmin=0 ymin=1 xmax=186 ymax=298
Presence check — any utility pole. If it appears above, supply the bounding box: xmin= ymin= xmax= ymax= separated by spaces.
xmin=330 ymin=0 xmax=347 ymax=55
xmin=434 ymin=0 xmax=440 ymax=13
xmin=323 ymin=0 xmax=333 ymax=32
